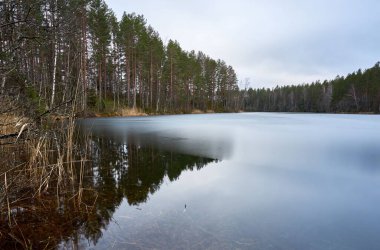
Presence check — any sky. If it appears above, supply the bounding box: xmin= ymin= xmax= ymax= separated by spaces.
xmin=105 ymin=0 xmax=380 ymax=89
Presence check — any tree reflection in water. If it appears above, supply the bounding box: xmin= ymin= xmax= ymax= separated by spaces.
xmin=66 ymin=134 xmax=219 ymax=247
xmin=0 ymin=132 xmax=219 ymax=249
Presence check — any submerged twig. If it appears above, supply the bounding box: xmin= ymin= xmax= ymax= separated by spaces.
xmin=4 ymin=173 xmax=11 ymax=226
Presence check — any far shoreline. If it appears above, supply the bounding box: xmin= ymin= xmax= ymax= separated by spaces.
xmin=77 ymin=110 xmax=378 ymax=120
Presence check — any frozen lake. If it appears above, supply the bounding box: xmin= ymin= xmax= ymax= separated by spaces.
xmin=69 ymin=113 xmax=380 ymax=249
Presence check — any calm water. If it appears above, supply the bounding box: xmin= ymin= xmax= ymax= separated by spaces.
xmin=67 ymin=113 xmax=380 ymax=250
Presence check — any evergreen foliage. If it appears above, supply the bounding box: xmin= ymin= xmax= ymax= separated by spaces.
xmin=0 ymin=0 xmax=240 ymax=115
xmin=243 ymin=63 xmax=380 ymax=113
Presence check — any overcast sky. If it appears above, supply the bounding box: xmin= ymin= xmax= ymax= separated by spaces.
xmin=105 ymin=0 xmax=380 ymax=89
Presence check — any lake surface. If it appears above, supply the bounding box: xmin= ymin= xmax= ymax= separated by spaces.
xmin=67 ymin=113 xmax=380 ymax=250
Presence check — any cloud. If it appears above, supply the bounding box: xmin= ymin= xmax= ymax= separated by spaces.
xmin=106 ymin=0 xmax=380 ymax=88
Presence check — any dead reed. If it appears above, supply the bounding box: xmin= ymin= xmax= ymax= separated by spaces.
xmin=0 ymin=115 xmax=98 ymax=249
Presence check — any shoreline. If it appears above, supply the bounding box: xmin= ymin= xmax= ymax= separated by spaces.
xmin=83 ymin=108 xmax=220 ymax=119
xmin=82 ymin=110 xmax=378 ymax=119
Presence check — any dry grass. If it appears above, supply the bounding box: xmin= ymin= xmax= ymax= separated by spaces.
xmin=191 ymin=109 xmax=215 ymax=114
xmin=0 ymin=82 xmax=103 ymax=248
xmin=0 ymin=117 xmax=97 ymax=249
xmin=119 ymin=107 xmax=148 ymax=117
xmin=191 ymin=109 xmax=203 ymax=114
xmin=0 ymin=114 xmax=28 ymax=135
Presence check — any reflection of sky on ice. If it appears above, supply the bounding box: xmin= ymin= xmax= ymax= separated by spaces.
xmin=75 ymin=113 xmax=380 ymax=250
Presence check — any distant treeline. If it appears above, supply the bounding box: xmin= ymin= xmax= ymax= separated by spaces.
xmin=1 ymin=0 xmax=240 ymax=117
xmin=243 ymin=63 xmax=380 ymax=113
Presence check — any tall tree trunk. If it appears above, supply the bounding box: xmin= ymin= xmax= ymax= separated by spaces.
xmin=98 ymin=63 xmax=102 ymax=110
xmin=170 ymin=57 xmax=173 ymax=110
xmin=133 ymin=51 xmax=137 ymax=109
xmin=103 ymin=55 xmax=107 ymax=101
xmin=126 ymin=52 xmax=130 ymax=107
xmin=350 ymin=85 xmax=359 ymax=111
xmin=51 ymin=0 xmax=58 ymax=108
xmin=81 ymin=9 xmax=88 ymax=111
xmin=156 ymin=69 xmax=161 ymax=113
xmin=150 ymin=51 xmax=153 ymax=110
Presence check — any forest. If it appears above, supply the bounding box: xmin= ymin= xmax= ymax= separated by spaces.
xmin=0 ymin=0 xmax=240 ymax=118
xmin=243 ymin=63 xmax=380 ymax=113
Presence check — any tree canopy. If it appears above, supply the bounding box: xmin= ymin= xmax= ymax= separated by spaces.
xmin=243 ymin=63 xmax=380 ymax=113
xmin=0 ymin=0 xmax=240 ymax=116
